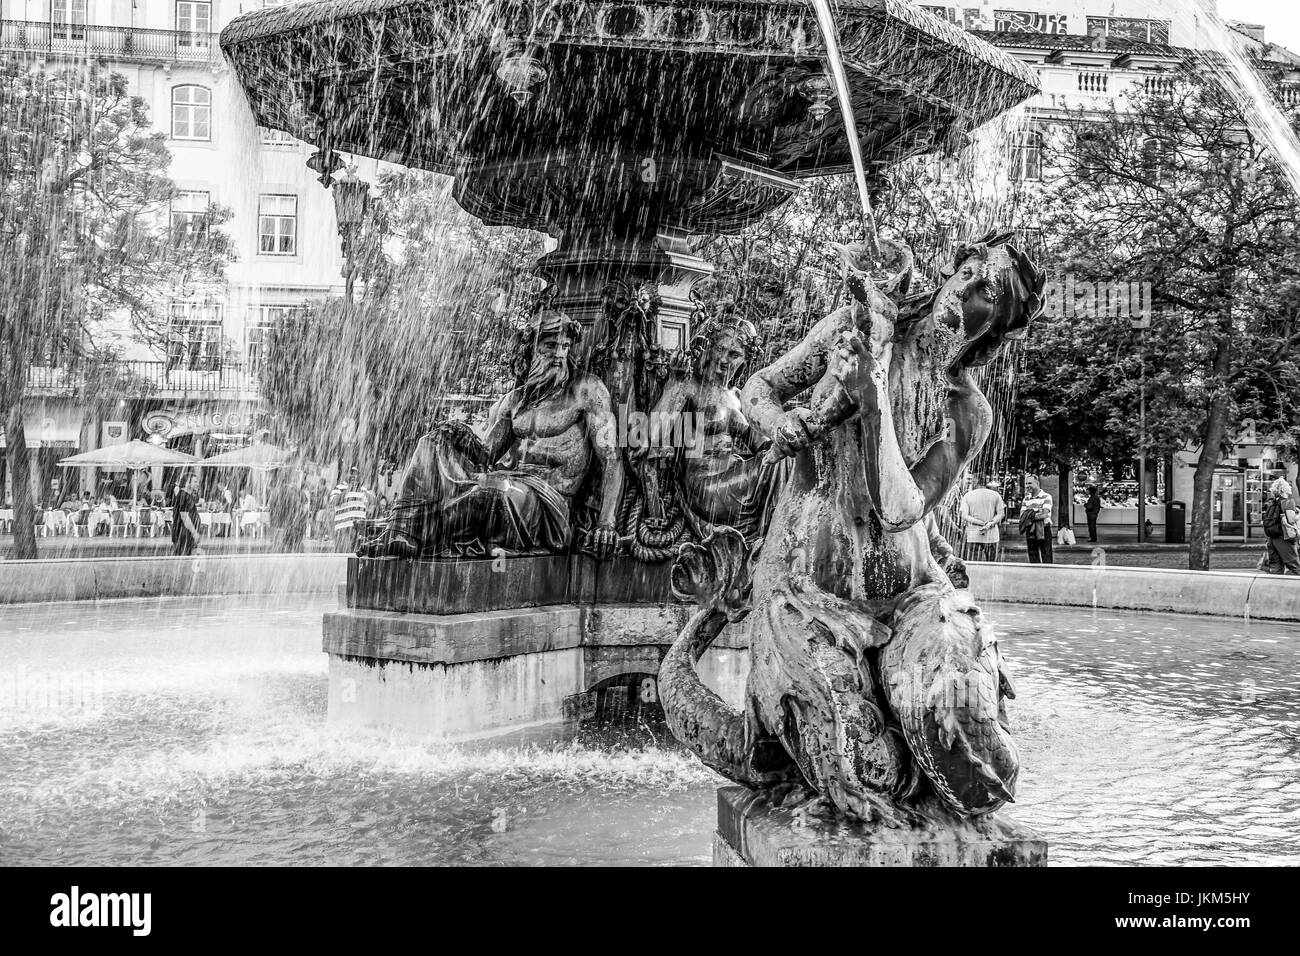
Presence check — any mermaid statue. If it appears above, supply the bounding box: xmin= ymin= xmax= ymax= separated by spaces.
xmin=658 ymin=232 xmax=1045 ymax=825
xmin=631 ymin=315 xmax=787 ymax=553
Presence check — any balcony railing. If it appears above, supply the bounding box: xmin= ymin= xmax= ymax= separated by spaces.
xmin=27 ymin=360 xmax=258 ymax=397
xmin=0 ymin=21 xmax=221 ymax=66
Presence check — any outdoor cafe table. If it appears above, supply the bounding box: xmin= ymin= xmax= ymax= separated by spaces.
xmin=199 ymin=512 xmax=233 ymax=536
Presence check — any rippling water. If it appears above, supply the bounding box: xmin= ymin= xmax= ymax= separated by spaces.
xmin=0 ymin=595 xmax=1296 ymax=865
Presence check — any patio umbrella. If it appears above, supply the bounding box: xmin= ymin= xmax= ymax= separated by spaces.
xmin=58 ymin=441 xmax=199 ymax=506
xmin=58 ymin=440 xmax=199 ymax=471
xmin=198 ymin=442 xmax=291 ymax=472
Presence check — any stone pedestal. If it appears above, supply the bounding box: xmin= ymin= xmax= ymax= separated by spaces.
xmin=713 ymin=786 xmax=1047 ymax=867
xmin=346 ymin=554 xmax=674 ymax=615
xmin=325 ymin=554 xmax=749 ymax=738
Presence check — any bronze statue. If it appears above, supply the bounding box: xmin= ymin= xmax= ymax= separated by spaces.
xmin=659 ymin=233 xmax=1044 ymax=824
xmin=636 ymin=315 xmax=782 ymax=547
xmin=360 ymin=310 xmax=623 ymax=559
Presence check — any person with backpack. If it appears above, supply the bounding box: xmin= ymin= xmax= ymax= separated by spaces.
xmin=1262 ymin=477 xmax=1300 ymax=575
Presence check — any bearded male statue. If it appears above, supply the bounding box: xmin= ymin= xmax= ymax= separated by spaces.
xmin=360 ymin=310 xmax=623 ymax=559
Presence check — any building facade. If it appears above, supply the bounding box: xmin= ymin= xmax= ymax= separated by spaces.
xmin=2 ymin=0 xmax=346 ymax=503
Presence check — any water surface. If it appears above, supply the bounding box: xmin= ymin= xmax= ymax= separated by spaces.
xmin=1 ymin=594 xmax=1296 ymax=865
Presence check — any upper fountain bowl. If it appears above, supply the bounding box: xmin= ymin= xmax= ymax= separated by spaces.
xmin=221 ymin=0 xmax=1039 ymax=236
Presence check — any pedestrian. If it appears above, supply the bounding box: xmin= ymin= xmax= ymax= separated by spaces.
xmin=1085 ymin=484 xmax=1102 ymax=543
xmin=172 ymin=473 xmax=203 ymax=557
xmin=959 ymin=476 xmax=1006 ymax=562
xmin=330 ymin=467 xmax=372 ymax=553
xmin=1021 ymin=473 xmax=1054 ymax=564
xmin=1262 ymin=477 xmax=1300 ymax=575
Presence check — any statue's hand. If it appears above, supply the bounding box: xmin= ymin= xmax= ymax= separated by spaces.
xmin=770 ymin=407 xmax=817 ymax=459
xmin=942 ymin=552 xmax=970 ymax=590
xmin=435 ymin=420 xmax=488 ymax=467
xmin=827 ymin=329 xmax=876 ymax=393
xmin=582 ymin=523 xmax=619 ymax=560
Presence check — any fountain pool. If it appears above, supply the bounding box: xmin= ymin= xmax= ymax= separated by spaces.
xmin=1 ymin=595 xmax=1297 ymax=866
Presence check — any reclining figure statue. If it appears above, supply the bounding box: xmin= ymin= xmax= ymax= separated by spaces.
xmin=359 ymin=309 xmax=623 ymax=560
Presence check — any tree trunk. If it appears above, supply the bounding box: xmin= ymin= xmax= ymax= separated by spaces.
xmin=4 ymin=404 xmax=38 ymax=560
xmin=1188 ymin=388 xmax=1233 ymax=571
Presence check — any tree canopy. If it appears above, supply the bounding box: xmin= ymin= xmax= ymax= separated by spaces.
xmin=1 ymin=61 xmax=232 ymax=558
xmin=1019 ymin=68 xmax=1300 ymax=567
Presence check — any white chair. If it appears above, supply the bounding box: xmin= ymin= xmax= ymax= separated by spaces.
xmin=239 ymin=511 xmax=264 ymax=538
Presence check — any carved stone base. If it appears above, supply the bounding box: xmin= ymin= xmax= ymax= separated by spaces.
xmin=323 ymin=602 xmax=746 ymax=738
xmin=347 ymin=555 xmax=677 ymax=615
xmin=714 ymin=786 xmax=1048 ymax=867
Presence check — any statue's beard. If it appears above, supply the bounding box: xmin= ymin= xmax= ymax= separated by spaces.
xmin=519 ymin=359 xmax=572 ymax=408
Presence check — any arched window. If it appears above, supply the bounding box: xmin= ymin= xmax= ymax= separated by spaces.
xmin=1010 ymin=130 xmax=1042 ymax=182
xmin=172 ymin=86 xmax=211 ymax=141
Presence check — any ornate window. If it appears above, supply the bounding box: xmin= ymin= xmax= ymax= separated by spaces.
xmin=167 ymin=303 xmax=224 ymax=372
xmin=172 ymin=86 xmax=212 ymax=141
xmin=246 ymin=305 xmax=305 ymax=370
xmin=1010 ymin=130 xmax=1042 ymax=182
xmin=258 ymin=194 xmax=298 ymax=255
xmin=51 ymin=0 xmax=87 ymax=43
xmin=176 ymin=2 xmax=212 ymax=49
xmin=170 ymin=190 xmax=211 ymax=244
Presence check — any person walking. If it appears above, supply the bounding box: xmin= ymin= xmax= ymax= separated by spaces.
xmin=959 ymin=476 xmax=1006 ymax=562
xmin=1262 ymin=477 xmax=1300 ymax=575
xmin=1021 ymin=473 xmax=1054 ymax=564
xmin=1084 ymin=484 xmax=1102 ymax=543
xmin=330 ymin=467 xmax=372 ymax=553
xmin=172 ymin=474 xmax=203 ymax=557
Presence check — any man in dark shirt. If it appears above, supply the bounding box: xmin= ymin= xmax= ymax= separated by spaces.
xmin=172 ymin=474 xmax=202 ymax=557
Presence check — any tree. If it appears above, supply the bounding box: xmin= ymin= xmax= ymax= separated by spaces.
xmin=694 ymin=177 xmax=871 ymax=366
xmin=259 ymin=169 xmax=547 ymax=473
xmin=1026 ymin=70 xmax=1300 ymax=568
xmin=0 ymin=62 xmax=232 ymax=558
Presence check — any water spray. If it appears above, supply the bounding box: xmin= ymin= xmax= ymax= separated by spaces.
xmin=809 ymin=0 xmax=881 ymax=261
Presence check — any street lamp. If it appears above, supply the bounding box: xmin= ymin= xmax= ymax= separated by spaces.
xmin=1131 ymin=310 xmax=1151 ymax=542
xmin=332 ymin=165 xmax=372 ymax=303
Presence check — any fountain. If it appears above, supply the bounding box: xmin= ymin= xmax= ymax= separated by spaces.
xmin=220 ymin=0 xmax=1046 ymax=865
xmin=220 ymin=0 xmax=1037 ymax=335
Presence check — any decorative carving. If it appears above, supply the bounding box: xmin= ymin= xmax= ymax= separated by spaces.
xmin=658 ymin=235 xmax=1047 ymax=824
xmin=359 ymin=309 xmax=624 ymax=559
xmin=222 ymin=0 xmax=1040 ymax=236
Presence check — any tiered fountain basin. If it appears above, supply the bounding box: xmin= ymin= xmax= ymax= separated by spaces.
xmin=320 ymin=555 xmax=1300 ymax=740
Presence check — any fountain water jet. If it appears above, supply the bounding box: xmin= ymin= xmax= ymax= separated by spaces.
xmin=1182 ymin=0 xmax=1300 ymax=197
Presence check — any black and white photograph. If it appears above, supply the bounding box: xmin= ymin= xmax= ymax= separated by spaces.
xmin=0 ymin=0 xmax=1297 ymax=923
